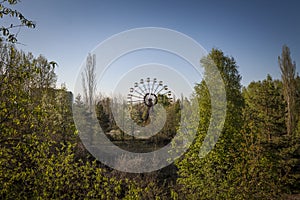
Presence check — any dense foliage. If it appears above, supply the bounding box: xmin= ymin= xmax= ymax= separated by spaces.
xmin=0 ymin=42 xmax=148 ymax=199
xmin=2 ymin=2 xmax=299 ymax=199
xmin=0 ymin=41 xmax=299 ymax=199
xmin=174 ymin=49 xmax=300 ymax=199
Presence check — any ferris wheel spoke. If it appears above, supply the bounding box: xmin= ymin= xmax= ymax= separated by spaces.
xmin=134 ymin=89 xmax=145 ymax=97
xmin=150 ymin=80 xmax=156 ymax=94
xmin=153 ymin=84 xmax=161 ymax=94
xmin=128 ymin=94 xmax=143 ymax=99
xmin=129 ymin=99 xmax=144 ymax=103
xmin=156 ymin=85 xmax=167 ymax=94
xmin=142 ymin=84 xmax=148 ymax=93
xmin=138 ymin=86 xmax=148 ymax=95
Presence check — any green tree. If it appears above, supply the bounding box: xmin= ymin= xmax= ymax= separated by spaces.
xmin=243 ymin=75 xmax=286 ymax=140
xmin=0 ymin=42 xmax=147 ymax=199
xmin=175 ymin=49 xmax=244 ymax=199
xmin=241 ymin=76 xmax=286 ymax=197
xmin=296 ymin=75 xmax=300 ymax=134
xmin=96 ymin=97 xmax=113 ymax=133
xmin=279 ymin=45 xmax=297 ymax=136
xmin=0 ymin=0 xmax=35 ymax=43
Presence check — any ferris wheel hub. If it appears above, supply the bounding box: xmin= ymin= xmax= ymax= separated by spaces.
xmin=144 ymin=93 xmax=158 ymax=107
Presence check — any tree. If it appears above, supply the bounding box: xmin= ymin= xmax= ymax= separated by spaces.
xmin=0 ymin=0 xmax=35 ymax=43
xmin=0 ymin=42 xmax=147 ymax=199
xmin=243 ymin=75 xmax=286 ymax=140
xmin=82 ymin=53 xmax=96 ymax=111
xmin=175 ymin=49 xmax=244 ymax=199
xmin=96 ymin=97 xmax=113 ymax=133
xmin=241 ymin=76 xmax=287 ymax=197
xmin=279 ymin=45 xmax=297 ymax=136
xmin=295 ymin=75 xmax=300 ymax=135
xmin=32 ymin=55 xmax=57 ymax=88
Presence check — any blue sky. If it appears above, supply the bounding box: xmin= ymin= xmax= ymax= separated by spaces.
xmin=11 ymin=0 xmax=300 ymax=93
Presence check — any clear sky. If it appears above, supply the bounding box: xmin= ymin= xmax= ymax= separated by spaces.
xmin=11 ymin=0 xmax=300 ymax=93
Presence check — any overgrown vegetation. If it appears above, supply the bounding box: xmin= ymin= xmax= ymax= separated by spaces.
xmin=174 ymin=48 xmax=300 ymax=199
xmin=0 ymin=42 xmax=148 ymax=199
xmin=1 ymin=40 xmax=299 ymax=199
xmin=0 ymin=2 xmax=299 ymax=198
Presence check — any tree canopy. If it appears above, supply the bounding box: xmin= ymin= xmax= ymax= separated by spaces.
xmin=0 ymin=17 xmax=300 ymax=197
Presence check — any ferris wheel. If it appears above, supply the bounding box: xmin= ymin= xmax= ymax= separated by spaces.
xmin=127 ymin=78 xmax=173 ymax=121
